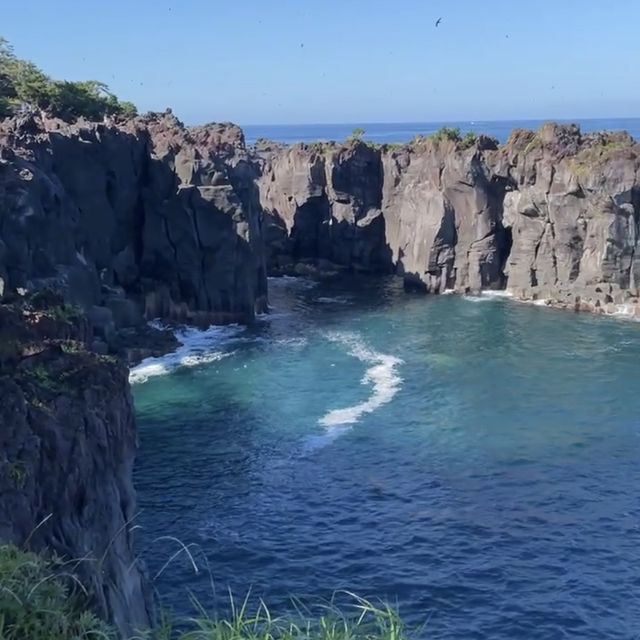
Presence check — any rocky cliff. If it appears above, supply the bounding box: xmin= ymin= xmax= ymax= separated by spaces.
xmin=0 ymin=291 xmax=152 ymax=637
xmin=0 ymin=112 xmax=270 ymax=636
xmin=257 ymin=124 xmax=640 ymax=314
xmin=0 ymin=110 xmax=268 ymax=345
xmin=1 ymin=116 xmax=639 ymax=637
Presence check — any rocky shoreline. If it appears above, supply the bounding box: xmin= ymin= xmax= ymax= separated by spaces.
xmin=0 ymin=112 xmax=639 ymax=636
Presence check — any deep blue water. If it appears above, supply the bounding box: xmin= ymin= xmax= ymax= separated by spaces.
xmin=132 ymin=276 xmax=640 ymax=639
xmin=242 ymin=118 xmax=640 ymax=145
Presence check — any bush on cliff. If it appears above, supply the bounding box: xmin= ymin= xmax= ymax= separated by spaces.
xmin=431 ymin=127 xmax=461 ymax=143
xmin=0 ymin=543 xmax=112 ymax=639
xmin=0 ymin=37 xmax=137 ymax=122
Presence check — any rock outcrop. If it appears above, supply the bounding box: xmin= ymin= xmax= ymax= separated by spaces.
xmin=257 ymin=124 xmax=640 ymax=314
xmin=257 ymin=141 xmax=392 ymax=274
xmin=0 ymin=112 xmax=270 ymax=635
xmin=0 ymin=292 xmax=152 ymax=637
xmin=0 ymin=110 xmax=268 ymax=342
xmin=1 ymin=115 xmax=639 ymax=637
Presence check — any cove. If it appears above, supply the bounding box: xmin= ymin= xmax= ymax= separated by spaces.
xmin=132 ymin=276 xmax=640 ymax=640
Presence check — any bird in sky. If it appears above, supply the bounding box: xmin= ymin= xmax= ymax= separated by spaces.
xmin=435 ymin=17 xmax=442 ymax=27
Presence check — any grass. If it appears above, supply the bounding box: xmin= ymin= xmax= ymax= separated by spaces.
xmin=136 ymin=592 xmax=408 ymax=640
xmin=0 ymin=544 xmax=411 ymax=640
xmin=0 ymin=544 xmax=112 ymax=640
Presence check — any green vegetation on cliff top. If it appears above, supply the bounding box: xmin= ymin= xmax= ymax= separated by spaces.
xmin=0 ymin=37 xmax=136 ymax=122
xmin=0 ymin=544 xmax=410 ymax=640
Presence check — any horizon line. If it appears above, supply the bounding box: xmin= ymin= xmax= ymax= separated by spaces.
xmin=236 ymin=115 xmax=640 ymax=128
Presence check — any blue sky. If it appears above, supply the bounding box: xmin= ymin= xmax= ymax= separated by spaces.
xmin=3 ymin=0 xmax=639 ymax=125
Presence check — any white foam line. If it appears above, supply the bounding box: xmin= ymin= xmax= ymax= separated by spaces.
xmin=318 ymin=332 xmax=403 ymax=428
xmin=463 ymin=290 xmax=514 ymax=303
xmin=129 ymin=323 xmax=243 ymax=384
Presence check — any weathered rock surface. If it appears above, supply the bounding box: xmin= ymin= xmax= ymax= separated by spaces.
xmin=0 ymin=110 xmax=267 ymax=335
xmin=0 ymin=293 xmax=152 ymax=637
xmin=257 ymin=125 xmax=640 ymax=314
xmin=257 ymin=141 xmax=392 ymax=274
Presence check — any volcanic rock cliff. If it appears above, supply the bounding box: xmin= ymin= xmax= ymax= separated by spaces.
xmin=0 ymin=110 xmax=267 ymax=344
xmin=0 ymin=111 xmax=270 ymax=637
xmin=258 ymin=124 xmax=640 ymax=314
xmin=1 ymin=116 xmax=639 ymax=636
xmin=0 ymin=292 xmax=152 ymax=637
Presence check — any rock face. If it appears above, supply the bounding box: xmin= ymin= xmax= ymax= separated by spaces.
xmin=0 ymin=110 xmax=268 ymax=337
xmin=257 ymin=141 xmax=392 ymax=274
xmin=0 ymin=293 xmax=152 ymax=637
xmin=257 ymin=125 xmax=640 ymax=313
xmin=0 ymin=112 xmax=270 ymax=636
xmin=1 ymin=116 xmax=639 ymax=637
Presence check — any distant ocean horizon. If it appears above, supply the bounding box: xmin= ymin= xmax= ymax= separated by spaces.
xmin=242 ymin=117 xmax=640 ymax=146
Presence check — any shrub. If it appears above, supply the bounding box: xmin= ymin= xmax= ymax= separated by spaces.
xmin=431 ymin=126 xmax=461 ymax=143
xmin=0 ymin=36 xmax=137 ymax=122
xmin=460 ymin=131 xmax=478 ymax=149
xmin=0 ymin=543 xmax=114 ymax=639
xmin=349 ymin=127 xmax=365 ymax=141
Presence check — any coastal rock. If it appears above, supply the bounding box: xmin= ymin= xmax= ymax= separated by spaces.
xmin=257 ymin=124 xmax=640 ymax=310
xmin=257 ymin=141 xmax=392 ymax=273
xmin=0 ymin=111 xmax=268 ymax=331
xmin=0 ymin=298 xmax=152 ymax=637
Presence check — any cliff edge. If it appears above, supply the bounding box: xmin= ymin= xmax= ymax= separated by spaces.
xmin=257 ymin=124 xmax=640 ymax=314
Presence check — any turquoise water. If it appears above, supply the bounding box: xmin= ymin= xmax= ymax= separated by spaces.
xmin=242 ymin=118 xmax=640 ymax=145
xmin=133 ymin=276 xmax=640 ymax=639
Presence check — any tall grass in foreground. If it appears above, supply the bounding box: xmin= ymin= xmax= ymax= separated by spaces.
xmin=0 ymin=543 xmax=112 ymax=639
xmin=155 ymin=592 xmax=407 ymax=640
xmin=0 ymin=543 xmax=410 ymax=640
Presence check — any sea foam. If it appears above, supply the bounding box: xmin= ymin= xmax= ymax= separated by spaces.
xmin=129 ymin=323 xmax=243 ymax=384
xmin=318 ymin=332 xmax=403 ymax=428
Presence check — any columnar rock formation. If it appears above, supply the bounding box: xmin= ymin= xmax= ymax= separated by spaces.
xmin=0 ymin=112 xmax=270 ymax=636
xmin=1 ymin=116 xmax=639 ymax=636
xmin=0 ymin=110 xmax=268 ymax=342
xmin=258 ymin=124 xmax=640 ymax=313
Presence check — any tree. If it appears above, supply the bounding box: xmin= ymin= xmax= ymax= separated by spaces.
xmin=9 ymin=60 xmax=52 ymax=110
xmin=350 ymin=127 xmax=365 ymax=141
xmin=0 ymin=36 xmax=139 ymax=122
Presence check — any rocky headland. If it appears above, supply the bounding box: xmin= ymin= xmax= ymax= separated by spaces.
xmin=1 ymin=112 xmax=639 ymax=636
xmin=257 ymin=124 xmax=640 ymax=316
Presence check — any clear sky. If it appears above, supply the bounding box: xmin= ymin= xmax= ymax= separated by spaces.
xmin=3 ymin=0 xmax=639 ymax=125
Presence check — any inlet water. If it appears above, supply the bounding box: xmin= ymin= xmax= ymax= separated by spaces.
xmin=133 ymin=276 xmax=640 ymax=640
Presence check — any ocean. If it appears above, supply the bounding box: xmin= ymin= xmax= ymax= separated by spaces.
xmin=132 ymin=276 xmax=640 ymax=640
xmin=242 ymin=118 xmax=640 ymax=146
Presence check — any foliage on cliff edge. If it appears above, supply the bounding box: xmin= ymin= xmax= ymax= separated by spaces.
xmin=0 ymin=37 xmax=136 ymax=121
xmin=0 ymin=544 xmax=112 ymax=639
xmin=0 ymin=545 xmax=410 ymax=640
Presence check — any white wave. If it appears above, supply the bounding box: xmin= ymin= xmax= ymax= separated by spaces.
xmin=611 ymin=303 xmax=640 ymax=319
xmin=464 ymin=295 xmax=493 ymax=303
xmin=464 ymin=289 xmax=513 ymax=303
xmin=276 ymin=337 xmax=308 ymax=347
xmin=129 ymin=323 xmax=243 ymax=384
xmin=318 ymin=332 xmax=403 ymax=428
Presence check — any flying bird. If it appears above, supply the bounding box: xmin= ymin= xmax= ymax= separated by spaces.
xmin=435 ymin=17 xmax=442 ymax=27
